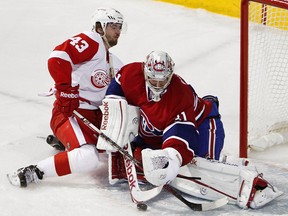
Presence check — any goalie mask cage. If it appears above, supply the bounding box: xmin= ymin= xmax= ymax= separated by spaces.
xmin=240 ymin=0 xmax=288 ymax=158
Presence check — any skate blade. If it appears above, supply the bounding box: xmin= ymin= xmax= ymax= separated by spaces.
xmin=6 ymin=172 xmax=21 ymax=187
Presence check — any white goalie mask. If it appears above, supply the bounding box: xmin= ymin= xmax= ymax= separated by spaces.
xmin=144 ymin=51 xmax=175 ymax=102
xmin=91 ymin=7 xmax=127 ymax=34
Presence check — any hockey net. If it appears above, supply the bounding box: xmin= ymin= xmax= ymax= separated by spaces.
xmin=240 ymin=0 xmax=288 ymax=157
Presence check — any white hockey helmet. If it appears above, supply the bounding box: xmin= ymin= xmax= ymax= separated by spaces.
xmin=144 ymin=51 xmax=175 ymax=102
xmin=91 ymin=7 xmax=126 ymax=34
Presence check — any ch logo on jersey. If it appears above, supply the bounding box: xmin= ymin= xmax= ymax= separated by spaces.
xmin=91 ymin=69 xmax=110 ymax=89
xmin=139 ymin=112 xmax=163 ymax=137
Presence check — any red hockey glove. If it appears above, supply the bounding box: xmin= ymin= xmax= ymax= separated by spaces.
xmin=55 ymin=85 xmax=79 ymax=117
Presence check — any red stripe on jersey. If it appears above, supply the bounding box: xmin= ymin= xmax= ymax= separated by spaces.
xmin=208 ymin=118 xmax=216 ymax=159
xmin=54 ymin=151 xmax=71 ymax=176
xmin=195 ymin=98 xmax=212 ymax=126
xmin=54 ymin=33 xmax=100 ymax=65
xmin=48 ymin=57 xmax=73 ymax=86
xmin=163 ymin=137 xmax=194 ymax=165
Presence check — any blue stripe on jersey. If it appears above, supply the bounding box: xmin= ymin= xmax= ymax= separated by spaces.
xmin=106 ymin=78 xmax=125 ymax=97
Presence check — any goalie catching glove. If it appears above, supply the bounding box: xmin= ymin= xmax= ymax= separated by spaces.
xmin=142 ymin=148 xmax=182 ymax=186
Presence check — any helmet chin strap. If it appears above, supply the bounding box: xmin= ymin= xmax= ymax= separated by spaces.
xmin=101 ymin=33 xmax=115 ymax=79
xmin=108 ymin=52 xmax=115 ymax=79
xmin=152 ymin=93 xmax=161 ymax=102
xmin=152 ymin=89 xmax=167 ymax=102
xmin=146 ymin=85 xmax=167 ymax=102
xmin=102 ymin=35 xmax=111 ymax=49
xmin=95 ymin=27 xmax=115 ymax=78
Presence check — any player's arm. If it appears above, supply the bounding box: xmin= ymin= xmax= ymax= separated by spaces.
xmin=48 ymin=33 xmax=99 ymax=116
xmin=48 ymin=56 xmax=79 ymax=117
xmin=142 ymin=108 xmax=197 ymax=186
xmin=141 ymin=121 xmax=196 ymax=186
xmin=105 ymin=75 xmax=125 ymax=99
xmin=162 ymin=121 xmax=197 ymax=165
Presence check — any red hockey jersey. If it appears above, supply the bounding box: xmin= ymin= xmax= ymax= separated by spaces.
xmin=106 ymin=62 xmax=213 ymax=165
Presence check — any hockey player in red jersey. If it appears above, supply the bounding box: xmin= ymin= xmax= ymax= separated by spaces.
xmin=101 ymin=50 xmax=225 ymax=186
xmin=98 ymin=51 xmax=282 ymax=209
xmin=7 ymin=7 xmax=126 ymax=187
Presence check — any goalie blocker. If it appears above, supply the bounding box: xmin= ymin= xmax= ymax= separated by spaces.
xmin=97 ymin=98 xmax=139 ymax=152
xmin=97 ymin=98 xmax=283 ymax=209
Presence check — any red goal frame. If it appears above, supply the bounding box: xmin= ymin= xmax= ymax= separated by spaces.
xmin=240 ymin=0 xmax=288 ymax=158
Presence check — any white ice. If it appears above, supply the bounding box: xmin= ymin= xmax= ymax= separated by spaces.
xmin=0 ymin=0 xmax=287 ymax=215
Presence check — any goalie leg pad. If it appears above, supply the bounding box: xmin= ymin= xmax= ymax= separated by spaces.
xmin=237 ymin=171 xmax=283 ymax=209
xmin=171 ymin=158 xmax=240 ymax=202
xmin=237 ymin=169 xmax=258 ymax=209
xmin=108 ymin=146 xmax=145 ymax=185
xmin=250 ymin=183 xmax=283 ymax=209
xmin=170 ymin=157 xmax=283 ymax=209
xmin=108 ymin=151 xmax=127 ymax=185
xmin=220 ymin=155 xmax=249 ymax=166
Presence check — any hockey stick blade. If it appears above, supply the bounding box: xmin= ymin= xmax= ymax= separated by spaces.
xmin=122 ymin=142 xmax=163 ymax=203
xmin=201 ymin=197 xmax=228 ymax=211
xmin=131 ymin=184 xmax=164 ymax=203
xmin=164 ymin=185 xmax=228 ymax=211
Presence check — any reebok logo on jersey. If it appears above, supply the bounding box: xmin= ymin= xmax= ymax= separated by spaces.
xmin=60 ymin=92 xmax=79 ymax=98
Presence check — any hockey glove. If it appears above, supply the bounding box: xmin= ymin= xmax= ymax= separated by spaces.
xmin=142 ymin=148 xmax=182 ymax=186
xmin=55 ymin=85 xmax=79 ymax=117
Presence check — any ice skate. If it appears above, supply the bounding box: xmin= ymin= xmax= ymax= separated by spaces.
xmin=46 ymin=134 xmax=65 ymax=151
xmin=7 ymin=165 xmax=44 ymax=187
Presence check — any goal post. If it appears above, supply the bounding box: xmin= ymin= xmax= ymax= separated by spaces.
xmin=240 ymin=0 xmax=288 ymax=158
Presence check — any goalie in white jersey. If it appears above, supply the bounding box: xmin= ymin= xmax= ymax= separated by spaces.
xmin=7 ymin=7 xmax=125 ymax=187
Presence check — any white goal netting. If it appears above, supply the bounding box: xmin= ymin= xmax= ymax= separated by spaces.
xmin=248 ymin=2 xmax=288 ymax=150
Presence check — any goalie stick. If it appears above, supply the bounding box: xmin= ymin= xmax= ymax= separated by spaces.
xmin=73 ymin=110 xmax=162 ymax=209
xmin=73 ymin=110 xmax=228 ymax=211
